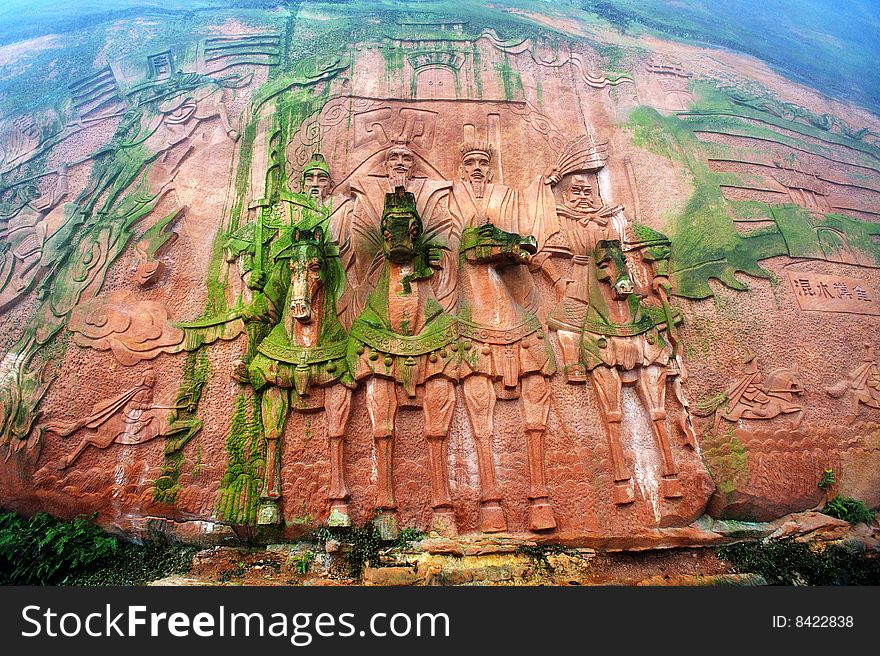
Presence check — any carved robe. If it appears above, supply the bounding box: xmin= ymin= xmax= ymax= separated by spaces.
xmin=332 ymin=173 xmax=456 ymax=323
xmin=450 ymin=181 xmax=556 ymax=383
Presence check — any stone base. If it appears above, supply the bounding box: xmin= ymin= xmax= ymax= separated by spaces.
xmin=373 ymin=511 xmax=399 ymax=541
xmin=528 ymin=500 xmax=557 ymax=531
xmin=257 ymin=500 xmax=281 ymax=525
xmin=479 ymin=502 xmax=508 ymax=533
xmin=660 ymin=477 xmax=683 ymax=499
xmin=613 ymin=481 xmax=636 ymax=505
xmin=431 ymin=509 xmax=458 ymax=536
xmin=328 ymin=503 xmax=351 ymax=527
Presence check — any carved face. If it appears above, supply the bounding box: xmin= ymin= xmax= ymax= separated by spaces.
xmin=302 ymin=170 xmax=331 ymax=201
xmin=382 ymin=211 xmax=421 ymax=264
xmin=564 ymin=175 xmax=601 ymax=211
xmin=460 ymin=151 xmax=492 ymax=185
xmin=384 ymin=146 xmax=415 ymax=182
xmin=288 ymin=228 xmax=326 ymax=323
xmin=142 ymin=369 xmax=156 ymax=388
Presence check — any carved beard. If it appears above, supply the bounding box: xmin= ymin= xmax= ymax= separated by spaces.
xmin=388 ymin=171 xmax=410 ymax=189
xmin=469 ymin=178 xmax=487 ymax=198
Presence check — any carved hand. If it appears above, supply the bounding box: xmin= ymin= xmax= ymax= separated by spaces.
xmin=426 ymin=246 xmax=445 ymax=269
xmin=543 ymin=167 xmax=562 ymax=185
xmin=248 ymin=270 xmax=267 ymax=290
xmin=241 ymin=293 xmax=273 ymax=323
xmin=554 ymin=278 xmax=571 ymax=303
xmin=652 ymin=275 xmax=671 ymax=296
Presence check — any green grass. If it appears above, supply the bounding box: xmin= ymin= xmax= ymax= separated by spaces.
xmin=718 ymin=538 xmax=880 ymax=585
xmin=0 ymin=509 xmax=197 ymax=585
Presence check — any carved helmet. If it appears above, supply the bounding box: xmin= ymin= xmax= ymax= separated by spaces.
xmin=302 ymin=153 xmax=330 ymax=176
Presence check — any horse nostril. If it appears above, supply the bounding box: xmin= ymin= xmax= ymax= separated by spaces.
xmin=291 ymin=301 xmax=311 ymax=319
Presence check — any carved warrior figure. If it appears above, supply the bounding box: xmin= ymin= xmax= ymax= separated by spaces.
xmin=539 ymin=174 xmax=686 ymax=505
xmin=826 ymin=344 xmax=880 ymax=422
xmin=450 ymin=141 xmax=557 ymax=532
xmin=333 ymin=138 xmax=456 ymax=324
xmin=242 ymin=225 xmax=354 ymax=526
xmin=697 ymin=352 xmax=804 ymax=429
xmin=226 ymin=153 xmax=334 ymax=289
xmin=347 ymin=188 xmax=458 ymax=535
xmin=44 ymin=368 xmax=202 ymax=469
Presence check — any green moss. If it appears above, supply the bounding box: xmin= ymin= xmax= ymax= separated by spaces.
xmin=216 ymin=393 xmax=265 ymax=525
xmin=228 ymin=118 xmax=258 ymax=234
xmin=470 ymin=46 xmax=483 ymax=100
xmin=380 ymin=44 xmax=406 ymax=80
xmin=625 ymin=94 xmax=880 ymax=299
xmin=516 ymin=543 xmax=573 ymax=574
xmin=701 ymin=431 xmax=748 ymax=495
xmin=628 ymin=105 xmax=775 ymax=298
xmin=493 ymin=54 xmax=524 ymax=102
xmin=718 ymin=538 xmax=880 ymax=585
xmin=153 ymin=348 xmax=211 ymax=505
xmin=315 ymin=516 xmax=425 ymax=580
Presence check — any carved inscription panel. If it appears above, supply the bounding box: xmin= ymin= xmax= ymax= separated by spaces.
xmin=788 ymin=271 xmax=879 ymax=315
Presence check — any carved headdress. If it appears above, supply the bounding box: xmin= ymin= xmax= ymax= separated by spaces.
xmin=459 ymin=140 xmax=494 ymax=160
xmin=302 ymin=152 xmax=330 ymax=176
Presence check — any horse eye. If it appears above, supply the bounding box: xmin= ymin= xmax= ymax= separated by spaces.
xmin=308 ymin=261 xmax=321 ymax=271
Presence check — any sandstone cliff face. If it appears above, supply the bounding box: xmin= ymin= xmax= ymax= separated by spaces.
xmin=0 ymin=1 xmax=877 ymax=546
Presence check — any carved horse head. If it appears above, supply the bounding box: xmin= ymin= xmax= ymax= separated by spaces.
xmin=595 ymin=239 xmax=634 ymax=300
xmin=284 ymin=225 xmax=334 ymax=324
xmin=764 ymin=367 xmax=804 ymax=402
xmin=460 ymin=221 xmax=537 ymax=266
xmin=381 ymin=186 xmax=424 ymax=264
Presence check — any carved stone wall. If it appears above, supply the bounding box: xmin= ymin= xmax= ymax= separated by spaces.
xmin=1 ymin=1 xmax=878 ymax=547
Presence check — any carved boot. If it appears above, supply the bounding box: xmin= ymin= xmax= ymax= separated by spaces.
xmin=651 ymin=413 xmax=682 ymax=499
xmin=328 ymin=436 xmax=351 ymax=526
xmin=605 ymin=419 xmax=635 ymax=505
xmin=525 ymin=429 xmax=556 ymax=531
xmin=426 ymin=434 xmax=457 ymax=536
xmin=474 ymin=434 xmax=507 ymax=532
xmin=258 ymin=435 xmax=282 ymax=525
xmin=374 ymin=434 xmax=397 ymax=510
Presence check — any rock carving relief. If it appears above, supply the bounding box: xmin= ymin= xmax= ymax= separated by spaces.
xmin=242 ymin=225 xmax=354 ymax=527
xmin=347 ymin=188 xmax=458 ymax=537
xmin=331 ymin=135 xmax=456 ymax=323
xmin=538 ymin=172 xmax=691 ymax=504
xmin=12 ymin=5 xmax=878 ymax=546
xmin=0 ymin=66 xmax=248 ymax=457
xmin=788 ymin=271 xmax=879 ymax=315
xmin=826 ymin=345 xmax=880 ymax=422
xmin=67 ymin=292 xmax=187 ymax=366
xmin=451 ymin=139 xmax=558 ymax=532
xmin=43 ymin=367 xmax=202 ymax=470
xmin=696 ymin=353 xmax=805 ymax=430
xmin=637 ymin=57 xmax=694 ymax=112
xmin=134 ymin=207 xmax=181 ymax=287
